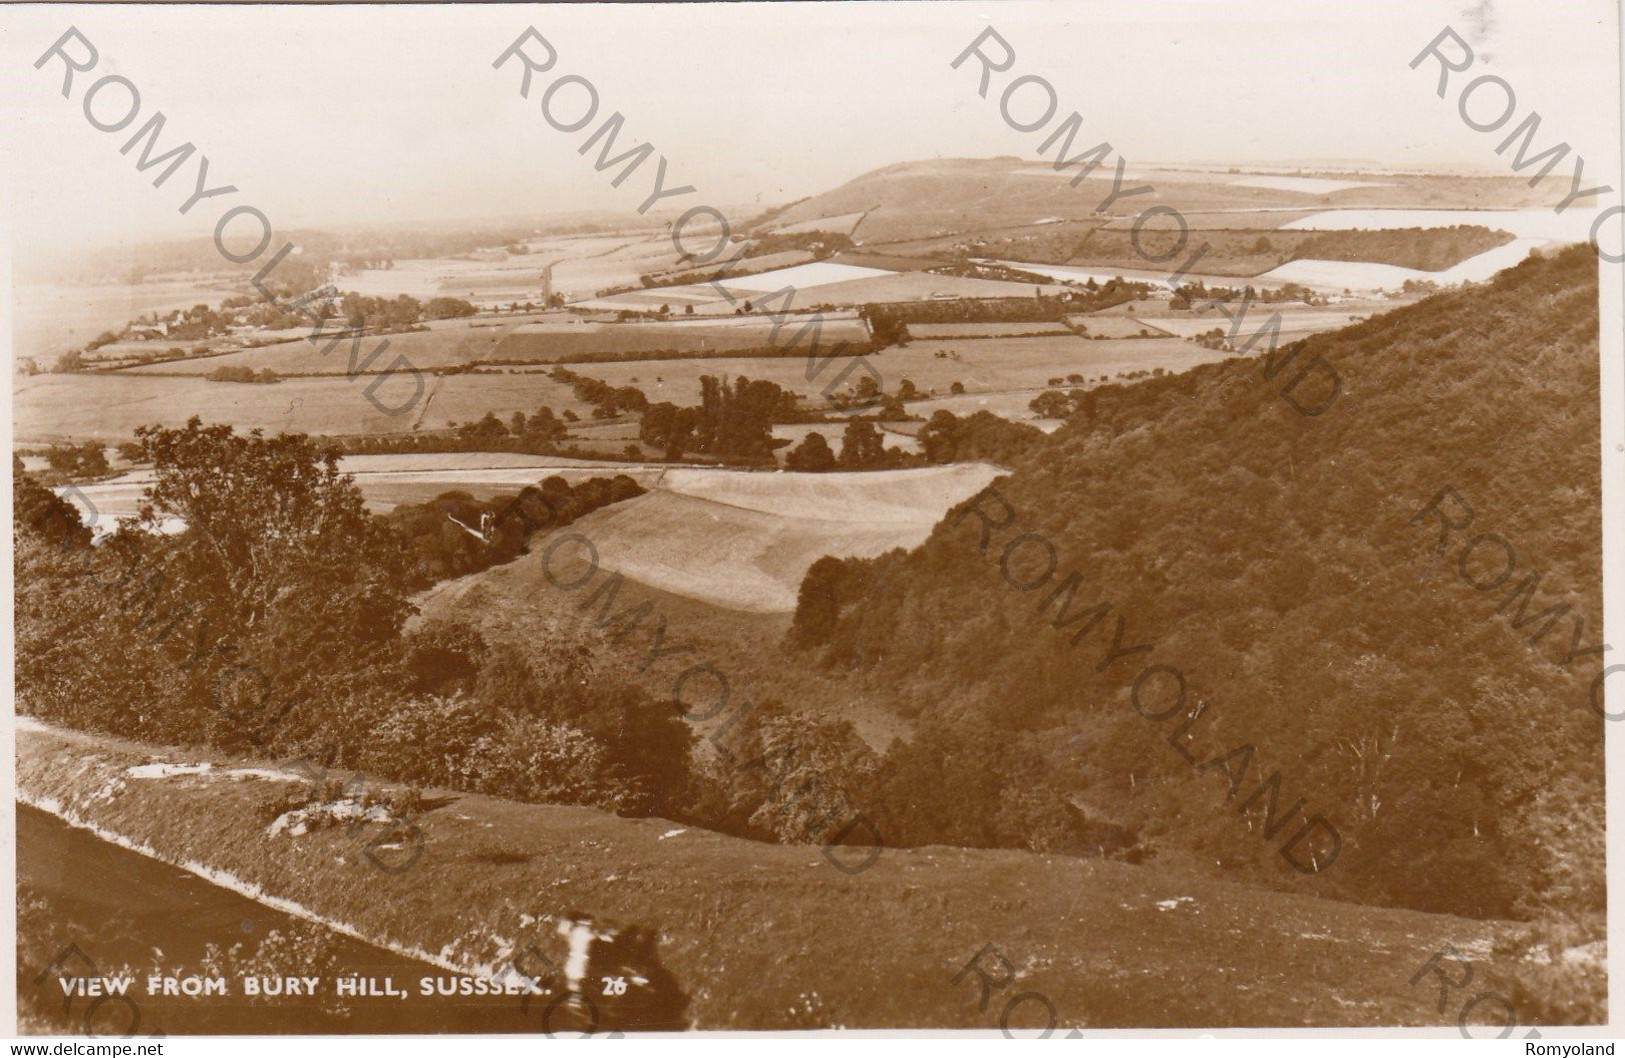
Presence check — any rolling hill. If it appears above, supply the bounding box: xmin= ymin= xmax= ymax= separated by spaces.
xmin=758 ymin=158 xmax=1571 ymax=246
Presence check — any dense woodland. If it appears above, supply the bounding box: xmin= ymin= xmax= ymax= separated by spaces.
xmin=790 ymin=245 xmax=1603 ymax=926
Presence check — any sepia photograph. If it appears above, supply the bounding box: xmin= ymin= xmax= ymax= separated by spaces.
xmin=2 ymin=0 xmax=1622 ymax=1040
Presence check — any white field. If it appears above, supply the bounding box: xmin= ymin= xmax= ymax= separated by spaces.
xmin=722 ymin=261 xmax=897 ymax=293
xmin=1256 ymin=239 xmax=1548 ymax=291
xmin=1230 ymin=177 xmax=1388 ymax=195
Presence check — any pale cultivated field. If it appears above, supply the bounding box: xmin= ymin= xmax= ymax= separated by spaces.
xmin=120 ymin=318 xmax=514 ymax=375
xmin=16 ymin=372 xmax=437 ymax=442
xmin=545 ymin=463 xmax=1004 ymax=612
xmin=721 ymin=261 xmax=897 ymax=293
xmin=1230 ymin=176 xmax=1389 ymax=195
xmin=1100 ymin=209 xmax=1317 ymax=230
xmin=739 ymin=270 xmax=1068 ymax=307
xmin=573 ymin=286 xmax=736 ymax=313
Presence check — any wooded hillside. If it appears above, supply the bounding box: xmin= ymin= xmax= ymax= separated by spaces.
xmin=800 ymin=245 xmax=1603 ymax=922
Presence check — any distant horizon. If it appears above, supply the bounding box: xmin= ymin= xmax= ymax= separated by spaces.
xmin=4 ymin=0 xmax=1615 ymax=262
xmin=16 ymin=153 xmax=1543 ymax=271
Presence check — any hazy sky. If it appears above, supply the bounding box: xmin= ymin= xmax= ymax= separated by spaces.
xmin=1 ymin=0 xmax=1619 ymax=256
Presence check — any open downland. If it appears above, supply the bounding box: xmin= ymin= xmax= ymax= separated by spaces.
xmin=17 ymin=720 xmax=1531 ymax=1031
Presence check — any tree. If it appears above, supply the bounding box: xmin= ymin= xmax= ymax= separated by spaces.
xmin=786 ymin=432 xmax=836 ymax=472
xmin=1028 ymin=390 xmax=1074 ymax=419
xmin=525 ymin=406 xmax=568 ymax=443
xmin=13 ymin=458 xmax=91 ymax=550
xmin=839 ymin=420 xmax=885 ymax=468
xmin=128 ymin=419 xmax=414 ymax=744
xmin=460 ymin=412 xmax=509 ymax=441
xmin=423 ymin=297 xmax=477 ymax=320
xmin=43 ymin=442 xmax=110 ymax=480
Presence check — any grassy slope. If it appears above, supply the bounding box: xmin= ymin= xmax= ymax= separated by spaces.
xmin=19 ymin=720 xmax=1536 ymax=1030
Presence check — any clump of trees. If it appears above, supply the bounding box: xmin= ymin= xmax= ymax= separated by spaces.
xmin=917 ymin=410 xmax=1044 ymax=464
xmin=387 ymin=473 xmax=645 ymax=590
xmin=640 ymin=375 xmax=800 ymax=462
xmin=862 ymin=282 xmax=1154 ymax=332
xmin=206 ymin=365 xmax=280 ymax=384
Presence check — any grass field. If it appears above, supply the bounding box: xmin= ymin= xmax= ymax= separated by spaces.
xmin=907 ymin=321 xmax=1074 ymax=339
xmin=516 ymin=463 xmax=1004 ymax=612
xmin=119 ymin=319 xmax=516 ymax=375
xmin=339 ymin=232 xmax=689 ymax=304
xmin=15 ymin=372 xmax=440 ymax=442
xmin=490 ymin=316 xmax=870 ymax=363
xmin=538 ymin=335 xmax=1231 ymax=411
xmin=1067 ymin=316 xmax=1173 ymax=339
xmin=109 ymin=312 xmax=871 ymax=378
xmin=18 ymin=719 xmax=1542 ymax=1030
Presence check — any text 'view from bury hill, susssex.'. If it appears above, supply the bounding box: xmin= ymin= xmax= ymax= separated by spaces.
xmin=8 ymin=7 xmax=1617 ymax=1037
